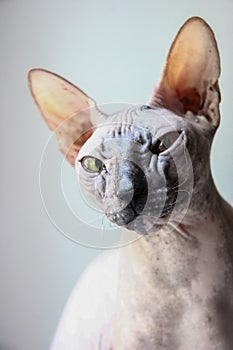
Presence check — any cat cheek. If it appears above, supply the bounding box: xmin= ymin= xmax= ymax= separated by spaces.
xmin=95 ymin=175 xmax=106 ymax=199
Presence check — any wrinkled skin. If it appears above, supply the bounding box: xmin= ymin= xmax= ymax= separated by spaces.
xmin=77 ymin=107 xmax=211 ymax=234
xmin=28 ymin=17 xmax=233 ymax=350
xmin=50 ymin=106 xmax=233 ymax=350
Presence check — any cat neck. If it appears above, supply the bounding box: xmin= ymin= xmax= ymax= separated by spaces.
xmin=119 ymin=191 xmax=233 ymax=288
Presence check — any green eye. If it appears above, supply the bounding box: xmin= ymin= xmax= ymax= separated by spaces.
xmin=80 ymin=156 xmax=105 ymax=173
xmin=158 ymin=131 xmax=181 ymax=153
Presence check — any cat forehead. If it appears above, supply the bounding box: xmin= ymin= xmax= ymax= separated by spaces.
xmin=77 ymin=106 xmax=212 ymax=159
xmin=95 ymin=107 xmax=190 ymax=135
xmin=78 ymin=108 xmax=184 ymax=157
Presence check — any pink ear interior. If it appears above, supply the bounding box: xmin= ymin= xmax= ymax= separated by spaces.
xmin=28 ymin=69 xmax=97 ymax=166
xmin=64 ymin=129 xmax=94 ymax=166
xmin=150 ymin=17 xmax=220 ymax=123
xmin=177 ymin=86 xmax=201 ymax=114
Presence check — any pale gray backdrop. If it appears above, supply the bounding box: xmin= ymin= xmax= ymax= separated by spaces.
xmin=0 ymin=1 xmax=233 ymax=349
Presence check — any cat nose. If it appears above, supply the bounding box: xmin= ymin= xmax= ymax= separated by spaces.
xmin=117 ymin=188 xmax=134 ymax=205
xmin=106 ymin=162 xmax=135 ymax=211
xmin=105 ymin=161 xmax=148 ymax=226
xmin=116 ymin=178 xmax=134 ymax=203
xmin=105 ymin=188 xmax=134 ymax=216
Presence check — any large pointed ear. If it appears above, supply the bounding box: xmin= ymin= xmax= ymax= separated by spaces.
xmin=150 ymin=17 xmax=221 ymax=127
xmin=28 ymin=69 xmax=104 ymax=166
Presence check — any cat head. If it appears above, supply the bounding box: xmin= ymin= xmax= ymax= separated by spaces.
xmin=28 ymin=17 xmax=221 ymax=234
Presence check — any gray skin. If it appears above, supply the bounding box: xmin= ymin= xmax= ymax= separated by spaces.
xmin=50 ymin=106 xmax=233 ymax=350
xmin=27 ymin=17 xmax=233 ymax=350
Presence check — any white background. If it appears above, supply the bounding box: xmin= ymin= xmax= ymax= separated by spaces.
xmin=0 ymin=1 xmax=233 ymax=349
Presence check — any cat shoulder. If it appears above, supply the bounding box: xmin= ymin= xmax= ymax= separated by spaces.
xmin=50 ymin=250 xmax=120 ymax=349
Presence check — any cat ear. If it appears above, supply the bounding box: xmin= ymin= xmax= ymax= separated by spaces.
xmin=149 ymin=17 xmax=221 ymax=127
xmin=28 ymin=69 xmax=105 ymax=166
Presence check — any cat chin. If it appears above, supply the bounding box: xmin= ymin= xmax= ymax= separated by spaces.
xmin=123 ymin=215 xmax=170 ymax=235
xmin=106 ymin=202 xmax=174 ymax=234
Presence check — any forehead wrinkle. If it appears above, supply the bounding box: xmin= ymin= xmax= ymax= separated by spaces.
xmin=102 ymin=122 xmax=156 ymax=147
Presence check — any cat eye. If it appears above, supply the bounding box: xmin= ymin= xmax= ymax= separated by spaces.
xmin=80 ymin=156 xmax=105 ymax=173
xmin=152 ymin=131 xmax=181 ymax=154
xmin=140 ymin=105 xmax=152 ymax=111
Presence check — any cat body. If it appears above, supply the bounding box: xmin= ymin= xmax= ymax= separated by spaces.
xmin=28 ymin=17 xmax=233 ymax=350
xmin=50 ymin=205 xmax=233 ymax=350
xmin=50 ymin=108 xmax=233 ymax=350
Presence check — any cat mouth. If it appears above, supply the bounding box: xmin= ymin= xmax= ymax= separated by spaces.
xmin=106 ymin=201 xmax=143 ymax=227
xmin=104 ymin=160 xmax=178 ymax=233
xmin=106 ymin=194 xmax=176 ymax=233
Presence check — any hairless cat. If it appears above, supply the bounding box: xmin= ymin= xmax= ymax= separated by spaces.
xmin=28 ymin=17 xmax=233 ymax=350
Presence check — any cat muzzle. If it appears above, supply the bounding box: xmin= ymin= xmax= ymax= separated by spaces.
xmin=103 ymin=160 xmax=178 ymax=231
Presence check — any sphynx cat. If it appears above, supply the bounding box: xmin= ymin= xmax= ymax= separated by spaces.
xmin=28 ymin=17 xmax=233 ymax=350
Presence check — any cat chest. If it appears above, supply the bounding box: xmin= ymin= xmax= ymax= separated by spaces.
xmin=109 ymin=287 xmax=233 ymax=350
xmin=108 ymin=245 xmax=233 ymax=349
